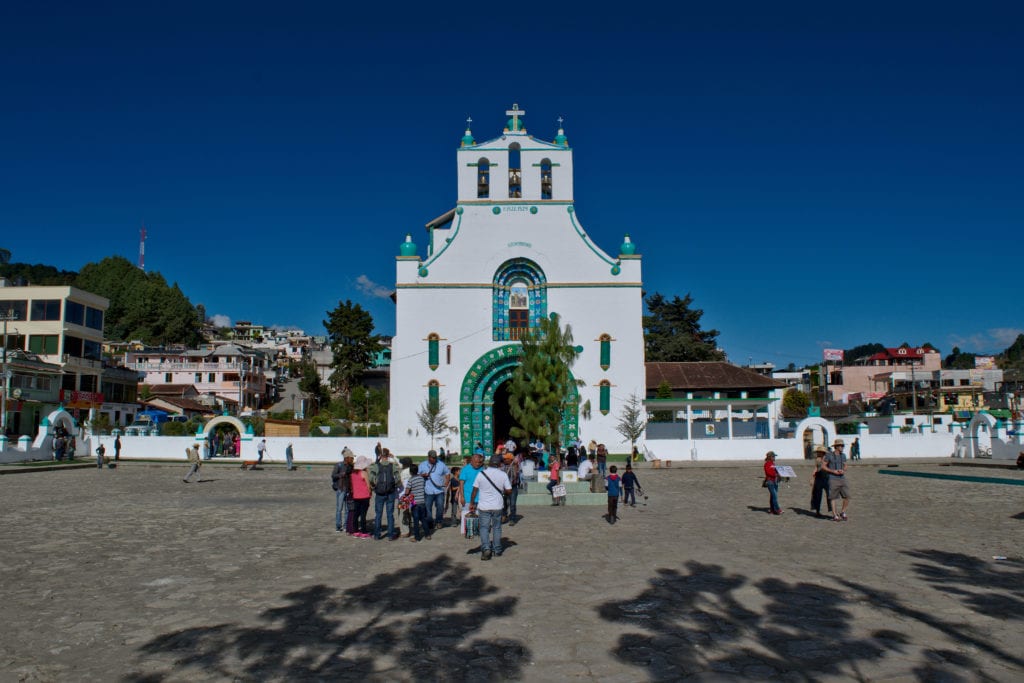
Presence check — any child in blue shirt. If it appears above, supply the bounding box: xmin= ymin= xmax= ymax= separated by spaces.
xmin=605 ymin=465 xmax=622 ymax=524
xmin=621 ymin=464 xmax=641 ymax=507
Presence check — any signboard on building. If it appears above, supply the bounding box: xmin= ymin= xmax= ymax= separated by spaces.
xmin=823 ymin=349 xmax=844 ymax=362
xmin=974 ymin=356 xmax=996 ymax=370
xmin=59 ymin=389 xmax=104 ymax=409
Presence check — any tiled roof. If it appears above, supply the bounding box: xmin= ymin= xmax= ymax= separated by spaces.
xmin=142 ymin=397 xmax=218 ymax=415
xmin=144 ymin=384 xmax=198 ymax=397
xmin=646 ymin=362 xmax=788 ymax=391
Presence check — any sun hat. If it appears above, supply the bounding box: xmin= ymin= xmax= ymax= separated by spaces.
xmin=813 ymin=444 xmax=827 ymax=454
xmin=354 ymin=455 xmax=370 ymax=470
xmin=833 ymin=438 xmax=845 ymax=447
xmin=764 ymin=451 xmax=777 ymax=460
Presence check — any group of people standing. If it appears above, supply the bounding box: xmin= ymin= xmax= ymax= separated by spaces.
xmin=763 ymin=438 xmax=852 ymax=520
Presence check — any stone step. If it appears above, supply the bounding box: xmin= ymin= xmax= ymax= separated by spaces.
xmin=515 ymin=491 xmax=609 ymax=506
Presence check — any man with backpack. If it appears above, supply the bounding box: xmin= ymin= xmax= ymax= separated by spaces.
xmin=368 ymin=448 xmax=402 ymax=540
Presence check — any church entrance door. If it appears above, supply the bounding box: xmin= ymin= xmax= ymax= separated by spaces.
xmin=459 ymin=345 xmax=580 ymax=456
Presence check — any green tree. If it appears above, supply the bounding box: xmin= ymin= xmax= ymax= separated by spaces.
xmin=783 ymin=388 xmax=810 ymax=416
xmin=323 ymin=300 xmax=382 ymax=399
xmin=507 ymin=312 xmax=580 ymax=448
xmin=615 ymin=392 xmax=647 ymax=450
xmin=842 ymin=343 xmax=885 ymax=363
xmin=944 ymin=346 xmax=976 ymax=370
xmin=74 ymin=256 xmax=202 ymax=345
xmin=298 ymin=359 xmax=329 ymax=416
xmin=417 ymin=397 xmax=452 ymax=450
xmin=643 ymin=293 xmax=725 ymax=362
xmin=999 ymin=334 xmax=1024 ymax=369
xmin=650 ymin=380 xmax=673 ymax=422
xmin=0 ymin=261 xmax=77 ymax=285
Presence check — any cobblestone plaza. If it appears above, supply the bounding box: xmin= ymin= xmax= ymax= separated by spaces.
xmin=1 ymin=461 xmax=1021 ymax=681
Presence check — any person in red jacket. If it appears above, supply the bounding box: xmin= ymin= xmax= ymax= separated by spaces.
xmin=764 ymin=451 xmax=782 ymax=515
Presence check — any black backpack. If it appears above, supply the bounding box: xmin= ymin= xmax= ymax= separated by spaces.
xmin=375 ymin=463 xmax=396 ymax=495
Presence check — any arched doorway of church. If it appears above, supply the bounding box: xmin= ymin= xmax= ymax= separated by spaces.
xmin=459 ymin=345 xmax=580 ymax=457
xmin=492 ymin=380 xmax=521 ymax=449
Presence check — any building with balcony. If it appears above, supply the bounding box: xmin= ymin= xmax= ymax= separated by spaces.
xmin=827 ymin=346 xmax=942 ymax=403
xmin=1 ymin=281 xmax=110 ymax=425
xmin=1 ymin=349 xmax=63 ymax=437
xmin=126 ymin=343 xmax=273 ymax=413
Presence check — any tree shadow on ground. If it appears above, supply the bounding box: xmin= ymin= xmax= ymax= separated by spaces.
xmin=124 ymin=555 xmax=527 ymax=682
xmin=597 ymin=559 xmax=1017 ymax=681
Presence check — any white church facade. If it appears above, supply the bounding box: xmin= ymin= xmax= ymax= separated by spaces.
xmin=387 ymin=105 xmax=646 ymax=456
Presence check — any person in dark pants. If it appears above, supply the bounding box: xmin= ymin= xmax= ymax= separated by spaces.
xmin=810 ymin=444 xmax=832 ymax=517
xmin=114 ymin=435 xmax=122 ymax=461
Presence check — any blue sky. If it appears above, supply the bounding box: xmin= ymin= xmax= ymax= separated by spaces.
xmin=2 ymin=2 xmax=1021 ymax=367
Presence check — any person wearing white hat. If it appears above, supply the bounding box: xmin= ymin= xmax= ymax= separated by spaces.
xmin=182 ymin=443 xmax=202 ymax=483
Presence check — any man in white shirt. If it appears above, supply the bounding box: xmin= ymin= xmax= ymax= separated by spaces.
xmin=577 ymin=456 xmax=594 ymax=481
xmin=470 ymin=454 xmax=512 ymax=561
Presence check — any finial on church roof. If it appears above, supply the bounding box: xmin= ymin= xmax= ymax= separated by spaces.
xmin=554 ymin=115 xmax=568 ymax=147
xmin=461 ymin=116 xmax=475 ymax=147
xmin=620 ymin=233 xmax=637 ymax=256
xmin=504 ymin=103 xmax=526 ymax=133
xmin=399 ymin=233 xmax=418 ymax=257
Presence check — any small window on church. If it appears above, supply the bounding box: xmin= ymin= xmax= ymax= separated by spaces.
xmin=428 ymin=380 xmax=440 ymax=411
xmin=428 ymin=333 xmax=439 ymax=370
xmin=599 ymin=380 xmax=611 ymax=415
xmin=477 ymin=158 xmax=490 ymax=198
xmin=508 ymin=143 xmax=522 ymax=198
xmin=540 ymin=158 xmax=552 ymax=199
xmin=599 ymin=334 xmax=611 ymax=370
xmin=508 ymin=283 xmax=529 ymax=340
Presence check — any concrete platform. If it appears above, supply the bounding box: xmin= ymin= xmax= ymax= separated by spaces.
xmin=0 ymin=462 xmax=1021 ymax=681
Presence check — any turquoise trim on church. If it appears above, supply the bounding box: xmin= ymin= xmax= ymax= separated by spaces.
xmin=492 ymin=258 xmax=547 ymax=341
xmin=459 ymin=344 xmax=580 ymax=455
xmin=566 ymin=206 xmax=619 ymax=269
xmin=420 ymin=208 xmax=464 ymax=271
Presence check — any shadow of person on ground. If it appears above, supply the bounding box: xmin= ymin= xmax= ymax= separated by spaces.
xmin=124 ymin=555 xmax=528 ymax=682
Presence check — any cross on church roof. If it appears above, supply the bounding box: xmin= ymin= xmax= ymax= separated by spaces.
xmin=557 ymin=116 xmax=564 ymax=127
xmin=466 ymin=116 xmax=473 ymax=129
xmin=506 ymin=103 xmax=525 ymax=131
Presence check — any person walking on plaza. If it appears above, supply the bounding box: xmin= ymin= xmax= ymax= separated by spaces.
xmin=418 ymin=449 xmax=450 ymax=531
xmin=605 ymin=465 xmax=622 ymax=523
xmin=257 ymin=439 xmax=267 ymax=466
xmin=621 ymin=463 xmax=641 ymax=507
xmin=182 ymin=442 xmax=203 ymax=483
xmin=349 ymin=456 xmax=373 ymax=537
xmin=547 ymin=454 xmax=562 ymax=505
xmin=53 ymin=434 xmax=66 ymax=462
xmin=402 ymin=462 xmax=429 ymax=541
xmin=469 ymin=454 xmax=512 ymax=560
xmin=285 ymin=443 xmax=295 ymax=470
xmin=331 ymin=451 xmax=354 ymax=532
xmin=810 ymin=444 xmax=833 ymax=517
xmin=114 ymin=434 xmax=122 ymax=461
xmin=369 ymin=448 xmax=402 ymax=540
xmin=850 ymin=437 xmax=861 ymax=461
xmin=95 ymin=442 xmax=106 ymax=469
xmin=459 ymin=452 xmax=485 ymax=535
xmin=763 ymin=451 xmax=782 ymax=515
xmin=596 ymin=443 xmax=608 ymax=477
xmin=823 ymin=438 xmax=851 ymax=521
xmin=502 ymin=450 xmax=520 ymax=524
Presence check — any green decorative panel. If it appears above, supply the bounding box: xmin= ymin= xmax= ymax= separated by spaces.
xmin=600 ymin=337 xmax=610 ymax=371
xmin=428 ymin=336 xmax=439 ymax=370
xmin=428 ymin=382 xmax=439 ymax=411
xmin=459 ymin=344 xmax=579 ymax=456
xmin=600 ymin=381 xmax=611 ymax=415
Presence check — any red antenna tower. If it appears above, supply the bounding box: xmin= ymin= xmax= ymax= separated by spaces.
xmin=139 ymin=224 xmax=147 ymax=271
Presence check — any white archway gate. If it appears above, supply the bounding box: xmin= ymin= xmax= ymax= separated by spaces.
xmin=201 ymin=415 xmax=248 ymax=438
xmin=966 ymin=412 xmax=997 ymax=458
xmin=794 ymin=417 xmax=836 ymax=459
